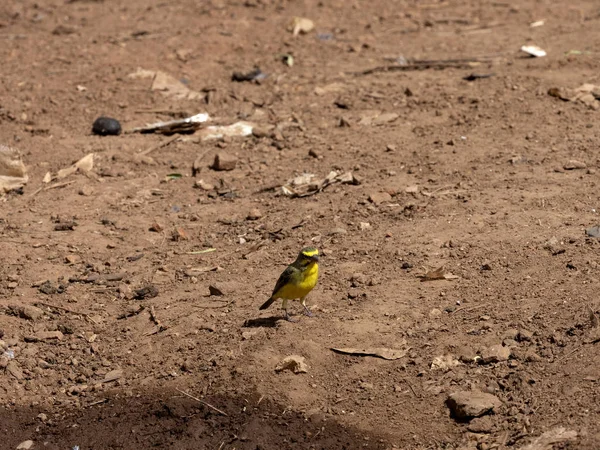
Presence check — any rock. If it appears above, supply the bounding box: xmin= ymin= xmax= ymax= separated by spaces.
xmin=431 ymin=354 xmax=460 ymax=371
xmin=92 ymin=117 xmax=122 ymax=136
xmin=16 ymin=305 xmax=44 ymax=321
xmin=429 ymin=308 xmax=442 ymax=319
xmin=467 ymin=416 xmax=494 ymax=433
xmin=372 ymin=112 xmax=399 ymax=125
xmin=480 ymin=344 xmax=511 ymax=364
xmin=586 ymin=226 xmax=600 ymax=239
xmin=134 ymin=285 xmax=159 ymax=300
xmin=252 ymin=125 xmax=274 ymax=138
xmin=563 ymin=160 xmax=587 ymax=170
xmin=524 ymin=350 xmax=542 ymax=362
xmin=247 ymin=208 xmax=262 ymax=220
xmin=16 ymin=441 xmax=34 ymax=450
xmin=6 ymin=361 xmax=24 ymax=380
xmin=103 ymin=369 xmax=124 ymax=383
xmin=208 ymin=284 xmax=225 ymax=296
xmin=275 ymin=355 xmax=308 ymax=374
xmin=359 ymin=381 xmax=374 ymax=390
xmin=241 ymin=331 xmax=257 ymax=340
xmin=212 ymin=152 xmax=237 ymax=171
xmin=517 ymin=329 xmax=534 ymax=342
xmin=368 ymin=192 xmax=392 ymax=205
xmin=503 ymin=328 xmax=520 ymax=340
xmin=24 ymin=331 xmax=64 ymax=342
xmin=520 ymin=427 xmax=578 ymax=450
xmin=503 ymin=338 xmax=519 ymax=348
xmin=446 ymin=390 xmax=502 ymax=420
xmin=359 ymin=222 xmax=371 ymax=231
xmin=79 ymin=185 xmax=94 ymax=196
xmin=194 ymin=179 xmax=214 ymax=191
xmin=457 ymin=346 xmax=477 ymax=363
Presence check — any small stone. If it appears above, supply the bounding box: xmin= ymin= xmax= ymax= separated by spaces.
xmin=467 ymin=416 xmax=494 ymax=433
xmin=6 ymin=361 xmax=24 ymax=380
xmin=431 ymin=354 xmax=460 ymax=371
xmin=134 ymin=285 xmax=159 ymax=300
xmin=247 ymin=208 xmax=262 ymax=220
xmin=16 ymin=440 xmax=34 ymax=450
xmin=457 ymin=346 xmax=477 ymax=363
xmin=37 ymin=413 xmax=48 ymax=422
xmin=194 ymin=179 xmax=214 ymax=191
xmin=368 ymin=192 xmax=392 ymax=205
xmin=429 ymin=308 xmax=442 ymax=319
xmin=524 ymin=350 xmax=542 ymax=362
xmin=308 ymin=149 xmax=320 ymax=158
xmin=92 ymin=117 xmax=121 ymax=136
xmin=30 ymin=330 xmax=64 ymax=342
xmin=16 ymin=305 xmax=44 ymax=321
xmin=79 ymin=185 xmax=94 ymax=196
xmin=563 ymin=160 xmax=587 ymax=170
xmin=480 ymin=344 xmax=511 ymax=364
xmin=241 ymin=331 xmax=257 ymax=340
xmin=208 ymin=284 xmax=225 ymax=296
xmin=503 ymin=329 xmax=519 ymax=340
xmin=386 ymin=144 xmax=397 ymax=152
xmin=405 ymin=185 xmax=419 ymax=194
xmin=517 ymin=329 xmax=533 ymax=342
xmin=252 ymin=125 xmax=274 ymax=138
xmin=503 ymin=338 xmax=518 ymax=348
xmin=212 ymin=152 xmax=237 ymax=171
xmin=359 ymin=222 xmax=371 ymax=231
xmin=586 ymin=226 xmax=600 ymax=239
xmin=446 ymin=390 xmax=502 ymax=420
xmin=103 ymin=368 xmax=124 ymax=383
xmin=275 ymin=355 xmax=308 ymax=374
xmin=373 ymin=112 xmax=399 ymax=125
xmin=359 ymin=381 xmax=374 ymax=390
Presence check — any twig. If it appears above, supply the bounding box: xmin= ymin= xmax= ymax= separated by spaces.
xmin=149 ymin=305 xmax=167 ymax=331
xmin=34 ymin=301 xmax=91 ymax=318
xmin=450 ymin=304 xmax=488 ymax=314
xmin=350 ymin=56 xmax=499 ymax=76
xmin=187 ymin=248 xmax=216 ymax=254
xmin=30 ymin=180 xmax=77 ymax=197
xmin=139 ymin=135 xmax=180 ymax=156
xmin=176 ymin=388 xmax=228 ymax=416
xmin=403 ymin=378 xmax=419 ymax=398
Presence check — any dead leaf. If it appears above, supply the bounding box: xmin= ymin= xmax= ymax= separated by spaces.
xmin=0 ymin=144 xmax=28 ymax=193
xmin=42 ymin=171 xmax=52 ymax=183
xmin=56 ymin=153 xmax=94 ymax=180
xmin=331 ymin=345 xmax=409 ymax=360
xmin=197 ymin=121 xmax=254 ymax=141
xmin=275 ymin=355 xmax=308 ymax=373
xmin=288 ymin=17 xmax=314 ymax=36
xmin=128 ymin=68 xmax=204 ymax=100
xmin=419 ymin=265 xmax=459 ymax=281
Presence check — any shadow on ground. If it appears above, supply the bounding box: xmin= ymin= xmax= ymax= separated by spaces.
xmin=2 ymin=389 xmax=391 ymax=450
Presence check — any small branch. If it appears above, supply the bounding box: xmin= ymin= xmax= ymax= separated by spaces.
xmin=176 ymin=388 xmax=228 ymax=416
xmin=139 ymin=135 xmax=180 ymax=156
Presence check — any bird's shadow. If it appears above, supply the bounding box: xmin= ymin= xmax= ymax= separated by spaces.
xmin=243 ymin=316 xmax=284 ymax=328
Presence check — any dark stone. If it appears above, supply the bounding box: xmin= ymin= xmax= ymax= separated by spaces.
xmin=92 ymin=117 xmax=122 ymax=136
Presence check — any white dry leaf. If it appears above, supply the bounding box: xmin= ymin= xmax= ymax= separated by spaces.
xmin=57 ymin=153 xmax=94 ymax=180
xmin=0 ymin=144 xmax=28 ymax=193
xmin=289 ymin=17 xmax=314 ymax=36
xmin=198 ymin=121 xmax=254 ymax=141
xmin=42 ymin=171 xmax=52 ymax=184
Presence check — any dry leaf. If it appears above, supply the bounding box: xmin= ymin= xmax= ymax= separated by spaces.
xmin=420 ymin=265 xmax=459 ymax=281
xmin=197 ymin=121 xmax=254 ymax=141
xmin=0 ymin=144 xmax=28 ymax=193
xmin=42 ymin=171 xmax=52 ymax=183
xmin=331 ymin=345 xmax=409 ymax=360
xmin=56 ymin=153 xmax=94 ymax=180
xmin=128 ymin=68 xmax=204 ymax=100
xmin=289 ymin=17 xmax=314 ymax=36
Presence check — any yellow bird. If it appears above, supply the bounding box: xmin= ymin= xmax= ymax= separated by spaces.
xmin=259 ymin=247 xmax=320 ymax=322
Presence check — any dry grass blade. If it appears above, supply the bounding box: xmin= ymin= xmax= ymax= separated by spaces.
xmin=176 ymin=388 xmax=228 ymax=416
xmin=419 ymin=265 xmax=459 ymax=281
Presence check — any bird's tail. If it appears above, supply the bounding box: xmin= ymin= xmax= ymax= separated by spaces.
xmin=259 ymin=296 xmax=276 ymax=310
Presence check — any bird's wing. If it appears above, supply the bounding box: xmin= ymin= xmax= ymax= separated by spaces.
xmin=271 ymin=265 xmax=296 ymax=298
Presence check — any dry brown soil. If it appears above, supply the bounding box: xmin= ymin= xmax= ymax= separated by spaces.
xmin=1 ymin=0 xmax=600 ymax=449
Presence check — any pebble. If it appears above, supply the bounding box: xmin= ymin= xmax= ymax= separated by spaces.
xmin=429 ymin=308 xmax=442 ymax=319
xmin=480 ymin=344 xmax=511 ymax=364
xmin=92 ymin=117 xmax=121 ymax=136
xmin=517 ymin=329 xmax=533 ymax=342
xmin=359 ymin=222 xmax=371 ymax=231
xmin=246 ymin=208 xmax=262 ymax=220
xmin=586 ymin=226 xmax=600 ymax=239
xmin=275 ymin=355 xmax=308 ymax=374
xmin=563 ymin=160 xmax=587 ymax=170
xmin=24 ymin=331 xmax=64 ymax=342
xmin=16 ymin=441 xmax=34 ymax=450
xmin=467 ymin=416 xmax=494 ymax=433
xmin=15 ymin=305 xmax=44 ymax=321
xmin=194 ymin=179 xmax=214 ymax=191
xmin=212 ymin=152 xmax=237 ymax=171
xmin=6 ymin=360 xmax=24 ymax=380
xmin=79 ymin=185 xmax=94 ymax=196
xmin=446 ymin=390 xmax=502 ymax=420
xmin=368 ymin=192 xmax=392 ymax=205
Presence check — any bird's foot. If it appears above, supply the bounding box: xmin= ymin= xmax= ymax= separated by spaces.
xmin=303 ymin=305 xmax=314 ymax=317
xmin=284 ymin=311 xmax=298 ymax=323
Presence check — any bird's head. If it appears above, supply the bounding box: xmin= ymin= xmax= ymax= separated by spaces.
xmin=296 ymin=247 xmax=319 ymax=266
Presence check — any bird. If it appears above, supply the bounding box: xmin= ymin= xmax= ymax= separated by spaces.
xmin=259 ymin=247 xmax=320 ymax=322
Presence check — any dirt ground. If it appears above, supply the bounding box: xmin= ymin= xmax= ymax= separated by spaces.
xmin=1 ymin=0 xmax=600 ymax=448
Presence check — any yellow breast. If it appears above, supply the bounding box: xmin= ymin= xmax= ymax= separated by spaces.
xmin=277 ymin=262 xmax=319 ymax=300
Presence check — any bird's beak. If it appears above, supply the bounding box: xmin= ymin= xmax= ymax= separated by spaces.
xmin=311 ymin=255 xmax=319 ymax=263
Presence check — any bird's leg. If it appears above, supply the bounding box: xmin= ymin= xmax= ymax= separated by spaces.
xmin=301 ymin=297 xmax=313 ymax=317
xmin=282 ymin=298 xmax=297 ymax=322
